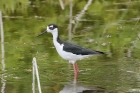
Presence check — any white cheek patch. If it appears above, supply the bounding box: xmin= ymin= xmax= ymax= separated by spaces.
xmin=47 ymin=26 xmax=52 ymax=32
xmin=50 ymin=25 xmax=53 ymax=27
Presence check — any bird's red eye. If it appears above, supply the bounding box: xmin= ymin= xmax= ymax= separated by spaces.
xmin=49 ymin=27 xmax=53 ymax=30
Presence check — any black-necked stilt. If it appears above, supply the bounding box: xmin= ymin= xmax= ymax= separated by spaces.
xmin=37 ymin=24 xmax=106 ymax=83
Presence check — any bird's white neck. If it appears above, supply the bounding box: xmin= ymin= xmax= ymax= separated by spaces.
xmin=51 ymin=30 xmax=59 ymax=44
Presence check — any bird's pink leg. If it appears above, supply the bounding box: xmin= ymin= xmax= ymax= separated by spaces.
xmin=75 ymin=63 xmax=80 ymax=73
xmin=73 ymin=63 xmax=78 ymax=83
xmin=73 ymin=62 xmax=80 ymax=83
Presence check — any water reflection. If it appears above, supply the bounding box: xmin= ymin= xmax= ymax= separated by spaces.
xmin=59 ymin=83 xmax=105 ymax=93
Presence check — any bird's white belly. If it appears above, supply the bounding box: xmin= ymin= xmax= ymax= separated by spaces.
xmin=54 ymin=43 xmax=91 ymax=64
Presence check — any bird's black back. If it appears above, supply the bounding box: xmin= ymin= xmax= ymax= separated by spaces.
xmin=57 ymin=37 xmax=105 ymax=55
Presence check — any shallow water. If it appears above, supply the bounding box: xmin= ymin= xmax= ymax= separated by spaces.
xmin=1 ymin=54 xmax=140 ymax=93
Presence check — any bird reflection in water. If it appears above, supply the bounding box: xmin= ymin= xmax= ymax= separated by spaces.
xmin=59 ymin=83 xmax=105 ymax=93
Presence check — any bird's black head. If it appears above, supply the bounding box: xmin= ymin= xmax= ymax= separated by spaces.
xmin=48 ymin=24 xmax=58 ymax=30
xmin=36 ymin=24 xmax=58 ymax=37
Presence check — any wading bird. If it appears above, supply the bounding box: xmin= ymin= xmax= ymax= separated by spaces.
xmin=37 ymin=24 xmax=106 ymax=83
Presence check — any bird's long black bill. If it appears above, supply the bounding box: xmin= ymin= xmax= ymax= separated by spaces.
xmin=36 ymin=31 xmax=47 ymax=37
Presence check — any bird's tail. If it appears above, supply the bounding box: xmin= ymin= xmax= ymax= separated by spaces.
xmin=95 ymin=50 xmax=110 ymax=55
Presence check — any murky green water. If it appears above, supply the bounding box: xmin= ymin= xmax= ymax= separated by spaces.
xmin=0 ymin=0 xmax=140 ymax=93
